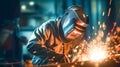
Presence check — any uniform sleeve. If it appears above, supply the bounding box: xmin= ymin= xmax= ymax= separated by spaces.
xmin=26 ymin=21 xmax=69 ymax=64
xmin=26 ymin=22 xmax=57 ymax=58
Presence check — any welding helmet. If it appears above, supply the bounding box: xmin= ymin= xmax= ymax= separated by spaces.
xmin=59 ymin=5 xmax=89 ymax=42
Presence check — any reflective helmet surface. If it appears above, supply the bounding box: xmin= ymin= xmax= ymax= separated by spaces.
xmin=59 ymin=5 xmax=89 ymax=42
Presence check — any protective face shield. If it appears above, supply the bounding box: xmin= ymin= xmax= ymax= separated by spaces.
xmin=59 ymin=6 xmax=89 ymax=42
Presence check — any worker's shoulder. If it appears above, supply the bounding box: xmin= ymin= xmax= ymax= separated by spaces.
xmin=43 ymin=19 xmax=57 ymax=26
xmin=39 ymin=19 xmax=56 ymax=28
xmin=46 ymin=19 xmax=56 ymax=24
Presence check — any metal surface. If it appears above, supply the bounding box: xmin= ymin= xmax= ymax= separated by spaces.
xmin=34 ymin=60 xmax=120 ymax=67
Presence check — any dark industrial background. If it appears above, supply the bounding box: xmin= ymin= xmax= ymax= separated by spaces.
xmin=0 ymin=0 xmax=120 ymax=67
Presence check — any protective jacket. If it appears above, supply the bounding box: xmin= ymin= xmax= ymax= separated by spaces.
xmin=27 ymin=19 xmax=83 ymax=65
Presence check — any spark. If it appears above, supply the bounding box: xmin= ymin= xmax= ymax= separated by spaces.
xmin=71 ymin=23 xmax=120 ymax=63
xmin=87 ymin=30 xmax=108 ymax=62
xmin=75 ymin=46 xmax=79 ymax=49
xmin=102 ymin=23 xmax=106 ymax=30
xmin=73 ymin=49 xmax=77 ymax=53
xmin=89 ymin=46 xmax=108 ymax=62
xmin=111 ymin=22 xmax=117 ymax=32
xmin=108 ymin=8 xmax=111 ymax=16
xmin=109 ymin=0 xmax=112 ymax=5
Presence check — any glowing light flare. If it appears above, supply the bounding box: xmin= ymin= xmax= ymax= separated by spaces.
xmin=29 ymin=1 xmax=35 ymax=6
xmin=102 ymin=11 xmax=105 ymax=16
xmin=21 ymin=5 xmax=26 ymax=10
xmin=88 ymin=30 xmax=108 ymax=62
xmin=89 ymin=47 xmax=108 ymax=62
xmin=92 ymin=26 xmax=95 ymax=30
xmin=98 ymin=21 xmax=100 ymax=25
xmin=94 ymin=33 xmax=97 ymax=36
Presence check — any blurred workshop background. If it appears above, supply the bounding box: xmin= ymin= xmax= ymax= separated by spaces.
xmin=0 ymin=0 xmax=120 ymax=67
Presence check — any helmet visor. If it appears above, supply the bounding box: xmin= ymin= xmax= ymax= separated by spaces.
xmin=61 ymin=11 xmax=88 ymax=38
